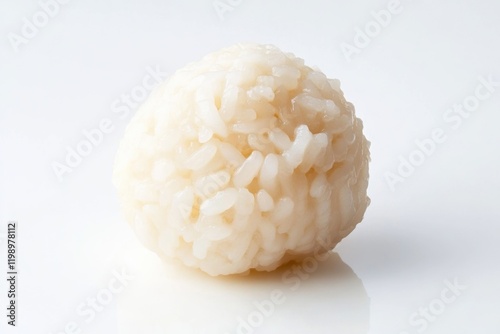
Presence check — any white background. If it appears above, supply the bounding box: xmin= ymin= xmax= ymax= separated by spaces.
xmin=1 ymin=0 xmax=500 ymax=333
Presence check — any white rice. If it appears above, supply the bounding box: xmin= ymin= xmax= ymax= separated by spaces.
xmin=113 ymin=43 xmax=370 ymax=276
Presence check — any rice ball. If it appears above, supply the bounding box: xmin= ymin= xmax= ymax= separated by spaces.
xmin=113 ymin=44 xmax=370 ymax=276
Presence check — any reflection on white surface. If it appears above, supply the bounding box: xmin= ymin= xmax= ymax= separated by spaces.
xmin=116 ymin=241 xmax=370 ymax=334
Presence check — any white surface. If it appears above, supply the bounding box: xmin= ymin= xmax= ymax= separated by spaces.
xmin=1 ymin=0 xmax=500 ymax=333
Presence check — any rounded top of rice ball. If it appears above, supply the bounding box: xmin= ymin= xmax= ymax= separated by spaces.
xmin=113 ymin=43 xmax=370 ymax=276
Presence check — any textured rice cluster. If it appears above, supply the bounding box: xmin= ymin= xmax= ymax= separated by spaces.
xmin=113 ymin=44 xmax=370 ymax=276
